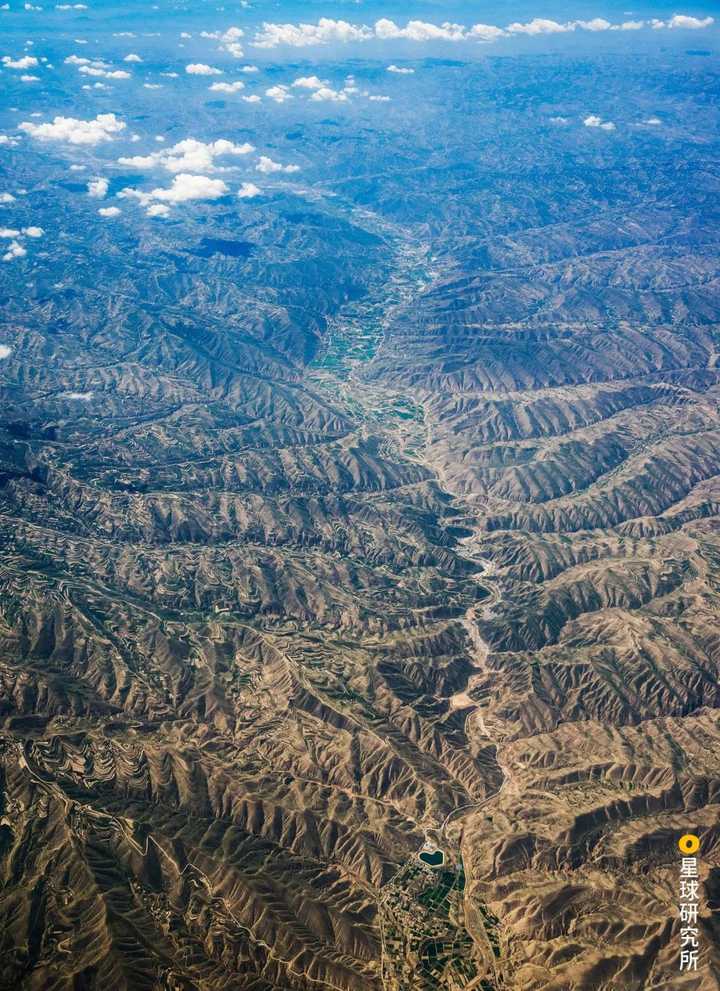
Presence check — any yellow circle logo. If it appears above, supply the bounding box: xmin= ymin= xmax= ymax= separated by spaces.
xmin=679 ymin=834 xmax=700 ymax=855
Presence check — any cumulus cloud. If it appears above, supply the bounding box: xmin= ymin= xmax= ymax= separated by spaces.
xmin=2 ymin=55 xmax=39 ymax=69
xmin=468 ymin=23 xmax=507 ymax=41
xmin=118 ymin=137 xmax=255 ymax=173
xmin=266 ymin=84 xmax=293 ymax=102
xmin=311 ymin=86 xmax=349 ymax=102
xmin=79 ymin=64 xmax=130 ymax=79
xmin=250 ymin=13 xmax=715 ymax=48
xmin=387 ymin=64 xmax=414 ymax=73
xmin=98 ymin=205 xmax=121 ymax=216
xmin=253 ymin=17 xmax=371 ymax=48
xmin=185 ymin=62 xmax=222 ymax=75
xmin=288 ymin=75 xmax=359 ymax=102
xmin=2 ymin=240 xmax=26 ymax=262
xmin=87 ymin=176 xmax=108 ymax=198
xmin=507 ymin=18 xmax=571 ymax=35
xmin=21 ymin=74 xmax=40 ymax=82
xmin=666 ymin=14 xmax=714 ymax=28
xmin=219 ymin=26 xmax=244 ymax=57
xmin=238 ymin=181 xmax=260 ymax=198
xmin=0 ymin=192 xmax=16 ymax=203
xmin=256 ymin=156 xmax=300 ymax=174
xmin=0 ymin=345 xmax=12 ymax=359
xmin=119 ymin=173 xmax=230 ymax=216
xmin=242 ymin=94 xmax=261 ymax=103
xmin=584 ymin=114 xmax=616 ymax=130
xmin=20 ymin=112 xmax=125 ymax=145
xmin=292 ymin=75 xmax=325 ymax=89
xmin=375 ymin=18 xmax=465 ymax=41
xmin=574 ymin=18 xmax=612 ymax=31
xmin=124 ymin=53 xmax=142 ymax=62
xmin=209 ymin=80 xmax=245 ymax=92
xmin=65 ymin=391 xmax=93 ymax=400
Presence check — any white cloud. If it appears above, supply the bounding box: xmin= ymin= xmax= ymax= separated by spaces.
xmin=120 ymin=173 xmax=230 ymax=213
xmin=238 ymin=181 xmax=260 ymax=198
xmin=507 ymin=18 xmax=571 ymax=34
xmin=2 ymin=240 xmax=26 ymax=262
xmin=146 ymin=203 xmax=171 ymax=217
xmin=56 ymin=3 xmax=87 ymax=8
xmin=266 ymin=84 xmax=292 ymax=102
xmin=144 ymin=83 xmax=162 ymax=89
xmin=0 ymin=193 xmax=16 ymax=203
xmin=118 ymin=137 xmax=255 ymax=173
xmin=20 ymin=113 xmax=125 ymax=145
xmin=666 ymin=14 xmax=714 ymax=28
xmin=375 ymin=18 xmax=465 ymax=41
xmin=98 ymin=205 xmax=121 ymax=216
xmin=242 ymin=94 xmax=261 ymax=103
xmin=209 ymin=80 xmax=245 ymax=92
xmin=643 ymin=116 xmax=662 ymax=125
xmin=2 ymin=55 xmax=39 ymax=69
xmin=21 ymin=74 xmax=40 ymax=82
xmin=66 ymin=391 xmax=93 ymax=399
xmin=79 ymin=64 xmax=131 ymax=79
xmin=369 ymin=94 xmax=390 ymax=102
xmin=573 ymin=17 xmax=612 ymax=31
xmin=249 ymin=12 xmax=715 ymax=48
xmin=387 ymin=64 xmax=414 ymax=74
xmin=219 ymin=26 xmax=244 ymax=57
xmin=311 ymin=86 xmax=348 ymax=102
xmin=468 ymin=23 xmax=507 ymax=41
xmin=0 ymin=228 xmax=19 ymax=237
xmin=161 ymin=71 xmax=179 ymax=78
xmin=124 ymin=53 xmax=142 ymax=62
xmin=241 ymin=64 xmax=259 ymax=73
xmin=256 ymin=155 xmax=300 ymax=174
xmin=0 ymin=345 xmax=12 ymax=359
xmin=23 ymin=226 xmax=44 ymax=237
xmin=292 ymin=75 xmax=325 ymax=89
xmin=253 ymin=17 xmax=372 ymax=49
xmin=185 ymin=62 xmax=222 ymax=75
xmin=584 ymin=114 xmax=616 ymax=130
xmin=88 ymin=176 xmax=108 ymax=198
